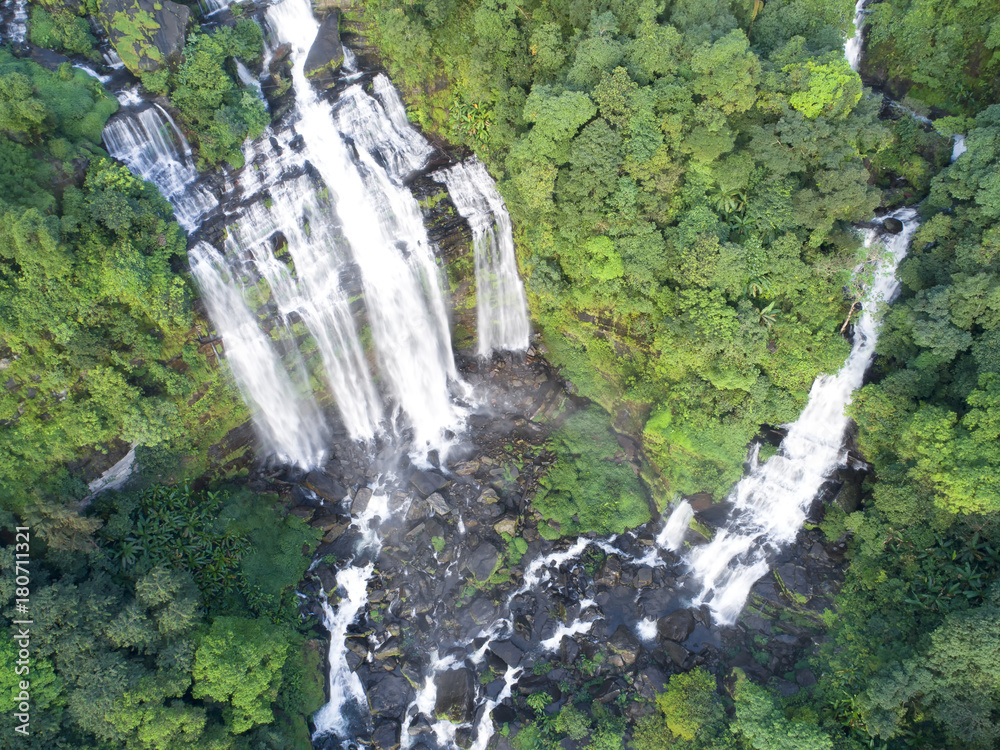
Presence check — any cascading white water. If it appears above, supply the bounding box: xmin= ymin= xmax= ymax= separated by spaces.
xmin=845 ymin=0 xmax=867 ymax=72
xmin=337 ymin=74 xmax=433 ymax=182
xmin=951 ymin=134 xmax=967 ymax=162
xmin=188 ymin=243 xmax=330 ymax=467
xmin=266 ymin=0 xmax=466 ymax=458
xmin=102 ymin=105 xmax=218 ymax=230
xmin=1 ymin=0 xmax=27 ymax=44
xmin=659 ymin=500 xmax=694 ymax=553
xmin=220 ymin=175 xmax=383 ymax=440
xmin=104 ymin=48 xmax=125 ymax=69
xmin=434 ymin=159 xmax=531 ymax=357
xmin=235 ymin=59 xmax=267 ymax=106
xmin=687 ymin=209 xmax=920 ymax=624
xmin=312 ymin=488 xmax=388 ymax=739
xmin=73 ymin=64 xmax=111 ymax=84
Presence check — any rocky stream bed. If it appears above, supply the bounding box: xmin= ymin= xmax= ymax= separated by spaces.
xmin=252 ymin=348 xmax=855 ymax=750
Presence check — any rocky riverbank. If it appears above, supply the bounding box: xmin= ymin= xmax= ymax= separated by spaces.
xmin=254 ymin=343 xmax=855 ymax=749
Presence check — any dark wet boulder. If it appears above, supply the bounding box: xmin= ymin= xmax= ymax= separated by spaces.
xmin=99 ymin=0 xmax=189 ymax=75
xmin=455 ymin=724 xmax=474 ymax=749
xmin=596 ymin=556 xmax=622 ymax=586
xmin=306 ymin=471 xmax=348 ymax=502
xmin=490 ymin=639 xmax=523 ymax=668
xmin=304 ymin=10 xmax=344 ymax=87
xmin=636 ymin=666 xmax=669 ymax=701
xmin=411 ymin=469 xmax=450 ymax=495
xmin=492 ymin=703 xmax=517 ymax=727
xmin=373 ymin=719 xmax=401 ymax=750
xmin=657 ymin=609 xmax=695 ymax=642
xmin=661 ymin=640 xmax=691 ymax=669
xmin=469 ymin=596 xmax=498 ymax=625
xmin=883 ymin=216 xmax=904 ymax=234
xmin=408 ymin=716 xmax=433 ymax=735
xmin=466 ymin=541 xmax=500 ymax=582
xmin=28 ymin=46 xmax=70 ymax=71
xmin=289 ymin=505 xmax=315 ymax=521
xmin=608 ymin=624 xmax=642 ymax=666
xmin=516 ymin=673 xmax=550 ymax=694
xmin=775 ymin=563 xmax=811 ymax=601
xmin=352 ymin=487 xmax=374 ymax=516
xmin=796 ymin=669 xmax=818 ymax=687
xmin=560 ymin=636 xmax=581 ymax=665
xmin=635 ymin=567 xmax=654 ymax=587
xmin=434 ymin=667 xmax=475 ymax=723
xmin=368 ymin=672 xmax=413 ymax=718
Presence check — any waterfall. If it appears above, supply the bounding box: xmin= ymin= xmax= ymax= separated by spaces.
xmin=659 ymin=500 xmax=694 ymax=553
xmin=336 ymin=74 xmax=433 ymax=182
xmin=221 ymin=175 xmax=383 ymax=441
xmin=102 ymin=105 xmax=218 ymax=231
xmin=266 ymin=0 xmax=466 ymax=458
xmin=235 ymin=60 xmax=267 ymax=106
xmin=845 ymin=0 xmax=867 ymax=71
xmin=951 ymin=134 xmax=967 ymax=162
xmin=1 ymin=0 xmax=27 ymax=45
xmin=687 ymin=209 xmax=920 ymax=624
xmin=434 ymin=159 xmax=531 ymax=357
xmin=188 ymin=243 xmax=330 ymax=467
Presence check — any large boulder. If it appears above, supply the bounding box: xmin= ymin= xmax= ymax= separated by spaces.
xmin=372 ymin=719 xmax=401 ymax=750
xmin=608 ymin=624 xmax=642 ymax=666
xmin=489 ymin=640 xmax=523 ymax=668
xmin=883 ymin=216 xmax=904 ymax=234
xmin=99 ymin=0 xmax=189 ymax=75
xmin=657 ymin=609 xmax=695 ymax=642
xmin=466 ymin=542 xmax=500 ymax=582
xmin=304 ymin=11 xmax=344 ymax=88
xmin=306 ymin=471 xmax=348 ymax=502
xmin=410 ymin=469 xmax=450 ymax=496
xmin=434 ymin=667 xmax=475 ymax=724
xmin=368 ymin=673 xmax=413 ymax=718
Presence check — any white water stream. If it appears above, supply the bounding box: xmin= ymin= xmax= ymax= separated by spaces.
xmin=220 ymin=175 xmax=383 ymax=441
xmin=103 ymin=105 xmax=219 ymax=230
xmin=688 ymin=210 xmax=919 ymax=624
xmin=845 ymin=0 xmax=867 ymax=72
xmin=434 ymin=159 xmax=531 ymax=357
xmin=312 ymin=489 xmax=389 ymax=738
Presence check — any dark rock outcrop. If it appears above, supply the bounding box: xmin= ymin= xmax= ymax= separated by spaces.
xmin=306 ymin=470 xmax=348 ymax=502
xmin=368 ymin=673 xmax=413 ymax=718
xmin=883 ymin=217 xmax=904 ymax=234
xmin=434 ymin=668 xmax=475 ymax=723
xmin=98 ymin=0 xmax=189 ymax=74
xmin=657 ymin=609 xmax=695 ymax=642
xmin=304 ymin=11 xmax=343 ymax=88
xmin=608 ymin=624 xmax=642 ymax=666
xmin=373 ymin=719 xmax=401 ymax=750
xmin=410 ymin=470 xmax=450 ymax=495
xmin=466 ymin=542 xmax=500 ymax=581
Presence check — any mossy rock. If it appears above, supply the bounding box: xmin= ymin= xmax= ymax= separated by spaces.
xmin=99 ymin=0 xmax=188 ymax=75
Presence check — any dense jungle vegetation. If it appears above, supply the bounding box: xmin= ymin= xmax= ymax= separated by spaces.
xmin=365 ymin=0 xmax=909 ymax=500
xmin=362 ymin=0 xmax=1000 ymax=746
xmin=0 ymin=0 xmax=998 ymax=748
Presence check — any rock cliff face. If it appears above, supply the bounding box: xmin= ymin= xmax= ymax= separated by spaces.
xmin=98 ymin=0 xmax=188 ymax=75
xmin=304 ymin=10 xmax=343 ymax=88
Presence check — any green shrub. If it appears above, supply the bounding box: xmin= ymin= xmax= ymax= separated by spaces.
xmin=533 ymin=406 xmax=650 ymax=536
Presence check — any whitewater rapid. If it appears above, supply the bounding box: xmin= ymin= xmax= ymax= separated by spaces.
xmin=687 ymin=210 xmax=919 ymax=624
